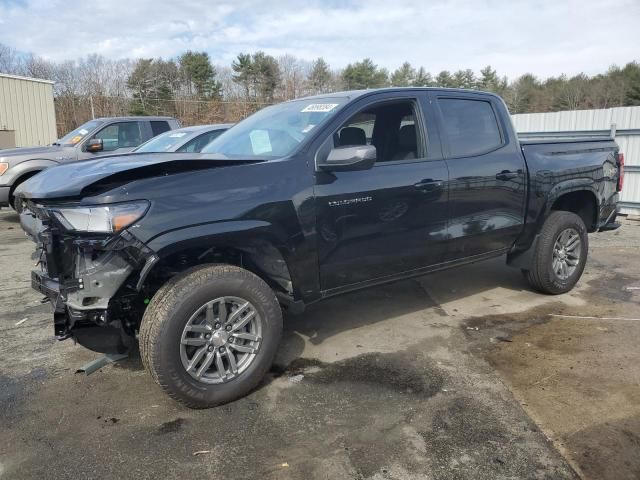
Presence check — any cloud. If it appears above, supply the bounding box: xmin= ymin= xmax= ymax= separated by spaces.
xmin=1 ymin=0 xmax=639 ymax=78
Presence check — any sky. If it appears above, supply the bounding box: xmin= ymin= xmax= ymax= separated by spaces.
xmin=1 ymin=0 xmax=639 ymax=79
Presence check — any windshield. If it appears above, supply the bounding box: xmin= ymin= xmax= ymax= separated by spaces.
xmin=57 ymin=120 xmax=103 ymax=146
xmin=134 ymin=129 xmax=196 ymax=153
xmin=201 ymin=97 xmax=348 ymax=158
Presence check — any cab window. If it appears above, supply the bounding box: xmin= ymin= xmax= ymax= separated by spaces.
xmin=178 ymin=129 xmax=227 ymax=153
xmin=438 ymin=98 xmax=503 ymax=157
xmin=333 ymin=100 xmax=424 ymax=162
xmin=92 ymin=122 xmax=143 ymax=151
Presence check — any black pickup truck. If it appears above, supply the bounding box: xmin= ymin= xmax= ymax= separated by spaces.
xmin=16 ymin=88 xmax=622 ymax=408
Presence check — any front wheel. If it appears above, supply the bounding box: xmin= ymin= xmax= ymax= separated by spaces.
xmin=139 ymin=264 xmax=282 ymax=408
xmin=524 ymin=211 xmax=588 ymax=295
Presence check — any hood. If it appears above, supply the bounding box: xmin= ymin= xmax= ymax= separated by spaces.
xmin=0 ymin=145 xmax=64 ymax=162
xmin=15 ymin=152 xmax=261 ymax=201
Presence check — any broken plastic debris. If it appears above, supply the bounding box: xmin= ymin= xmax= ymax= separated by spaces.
xmin=15 ymin=317 xmax=28 ymax=326
xmin=76 ymin=353 xmax=128 ymax=375
xmin=495 ymin=336 xmax=513 ymax=343
xmin=288 ymin=374 xmax=304 ymax=383
xmin=193 ymin=450 xmax=212 ymax=456
xmin=549 ymin=313 xmax=640 ymax=321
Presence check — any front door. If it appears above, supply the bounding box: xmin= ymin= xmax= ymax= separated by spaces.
xmin=314 ymin=94 xmax=449 ymax=292
xmin=79 ymin=121 xmax=144 ymax=159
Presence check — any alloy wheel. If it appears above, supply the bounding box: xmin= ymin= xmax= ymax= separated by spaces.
xmin=552 ymin=227 xmax=582 ymax=280
xmin=179 ymin=296 xmax=262 ymax=384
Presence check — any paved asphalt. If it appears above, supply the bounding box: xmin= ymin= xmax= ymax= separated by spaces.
xmin=1 ymin=209 xmax=638 ymax=480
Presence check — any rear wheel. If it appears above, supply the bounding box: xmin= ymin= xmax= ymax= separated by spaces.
xmin=525 ymin=211 xmax=588 ymax=294
xmin=139 ymin=264 xmax=282 ymax=408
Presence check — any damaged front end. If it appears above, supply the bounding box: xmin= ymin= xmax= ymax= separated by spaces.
xmin=21 ymin=200 xmax=157 ymax=354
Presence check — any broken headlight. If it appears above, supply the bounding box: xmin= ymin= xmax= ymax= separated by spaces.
xmin=52 ymin=201 xmax=149 ymax=233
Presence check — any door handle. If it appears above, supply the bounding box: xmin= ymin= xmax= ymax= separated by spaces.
xmin=414 ymin=180 xmax=443 ymax=191
xmin=496 ymin=170 xmax=519 ymax=181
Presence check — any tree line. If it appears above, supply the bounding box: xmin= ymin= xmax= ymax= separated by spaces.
xmin=1 ymin=42 xmax=639 ymax=135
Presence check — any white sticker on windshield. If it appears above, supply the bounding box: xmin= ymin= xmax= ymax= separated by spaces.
xmin=169 ymin=132 xmax=187 ymax=138
xmin=301 ymin=103 xmax=339 ymax=113
xmin=249 ymin=130 xmax=272 ymax=155
xmin=79 ymin=129 xmax=88 ymax=135
xmin=302 ymin=124 xmax=316 ymax=133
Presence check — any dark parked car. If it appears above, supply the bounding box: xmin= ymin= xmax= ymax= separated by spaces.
xmin=133 ymin=124 xmax=233 ymax=153
xmin=17 ymin=88 xmax=622 ymax=408
xmin=0 ymin=116 xmax=180 ymax=208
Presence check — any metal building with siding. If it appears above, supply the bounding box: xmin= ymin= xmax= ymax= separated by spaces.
xmin=512 ymin=106 xmax=640 ymax=215
xmin=0 ymin=73 xmax=56 ymax=149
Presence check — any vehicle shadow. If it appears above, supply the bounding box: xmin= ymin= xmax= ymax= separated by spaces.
xmin=1 ymin=209 xmax=20 ymax=223
xmin=276 ymin=256 xmax=531 ymax=366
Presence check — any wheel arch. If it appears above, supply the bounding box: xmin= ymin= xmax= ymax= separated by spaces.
xmin=6 ymin=159 xmax=59 ymax=206
xmin=138 ymin=221 xmax=298 ymax=306
xmin=547 ymin=188 xmax=599 ymax=233
xmin=508 ymin=185 xmax=597 ymax=269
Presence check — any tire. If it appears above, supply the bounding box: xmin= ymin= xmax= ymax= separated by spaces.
xmin=139 ymin=264 xmax=282 ymax=408
xmin=525 ymin=211 xmax=588 ymax=295
xmin=9 ymin=172 xmax=39 ymax=210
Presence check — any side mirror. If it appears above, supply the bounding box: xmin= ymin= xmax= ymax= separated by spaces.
xmin=86 ymin=138 xmax=103 ymax=153
xmin=317 ymin=145 xmax=376 ymax=172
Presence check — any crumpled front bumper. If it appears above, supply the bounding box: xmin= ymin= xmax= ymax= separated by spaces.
xmin=30 ymin=247 xmax=136 ymax=310
xmin=21 ymin=203 xmax=157 ymax=349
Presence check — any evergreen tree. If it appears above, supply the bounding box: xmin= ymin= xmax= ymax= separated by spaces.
xmin=478 ymin=65 xmax=500 ymax=91
xmin=435 ymin=70 xmax=455 ymax=88
xmin=231 ymin=52 xmax=280 ymax=102
xmin=308 ymin=57 xmax=331 ymax=93
xmin=179 ymin=51 xmax=221 ymax=98
xmin=342 ymin=58 xmax=389 ymax=89
xmin=390 ymin=62 xmax=416 ymax=87
xmin=253 ymin=51 xmax=280 ymax=102
xmin=453 ymin=69 xmax=476 ymax=89
xmin=413 ymin=67 xmax=433 ymax=87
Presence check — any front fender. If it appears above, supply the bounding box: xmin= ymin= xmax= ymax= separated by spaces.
xmin=141 ymin=220 xmax=304 ymax=300
xmin=145 ymin=220 xmax=276 ymax=255
xmin=1 ymin=158 xmax=59 ymax=187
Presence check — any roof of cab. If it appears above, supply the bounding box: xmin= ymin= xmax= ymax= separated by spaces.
xmin=293 ymin=87 xmax=502 ymax=102
xmin=93 ymin=116 xmax=177 ymax=121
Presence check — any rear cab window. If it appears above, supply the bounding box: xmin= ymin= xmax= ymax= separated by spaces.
xmin=151 ymin=121 xmax=172 ymax=136
xmin=437 ymin=98 xmax=503 ymax=157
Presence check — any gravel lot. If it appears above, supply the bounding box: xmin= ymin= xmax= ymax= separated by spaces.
xmin=0 ymin=208 xmax=638 ymax=480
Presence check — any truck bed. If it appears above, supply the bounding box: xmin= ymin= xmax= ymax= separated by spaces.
xmin=518 ymin=133 xmax=613 ymax=145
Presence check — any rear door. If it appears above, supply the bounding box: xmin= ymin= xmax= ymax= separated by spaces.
xmin=313 ymin=91 xmax=449 ymax=291
xmin=433 ymin=92 xmax=526 ymax=259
